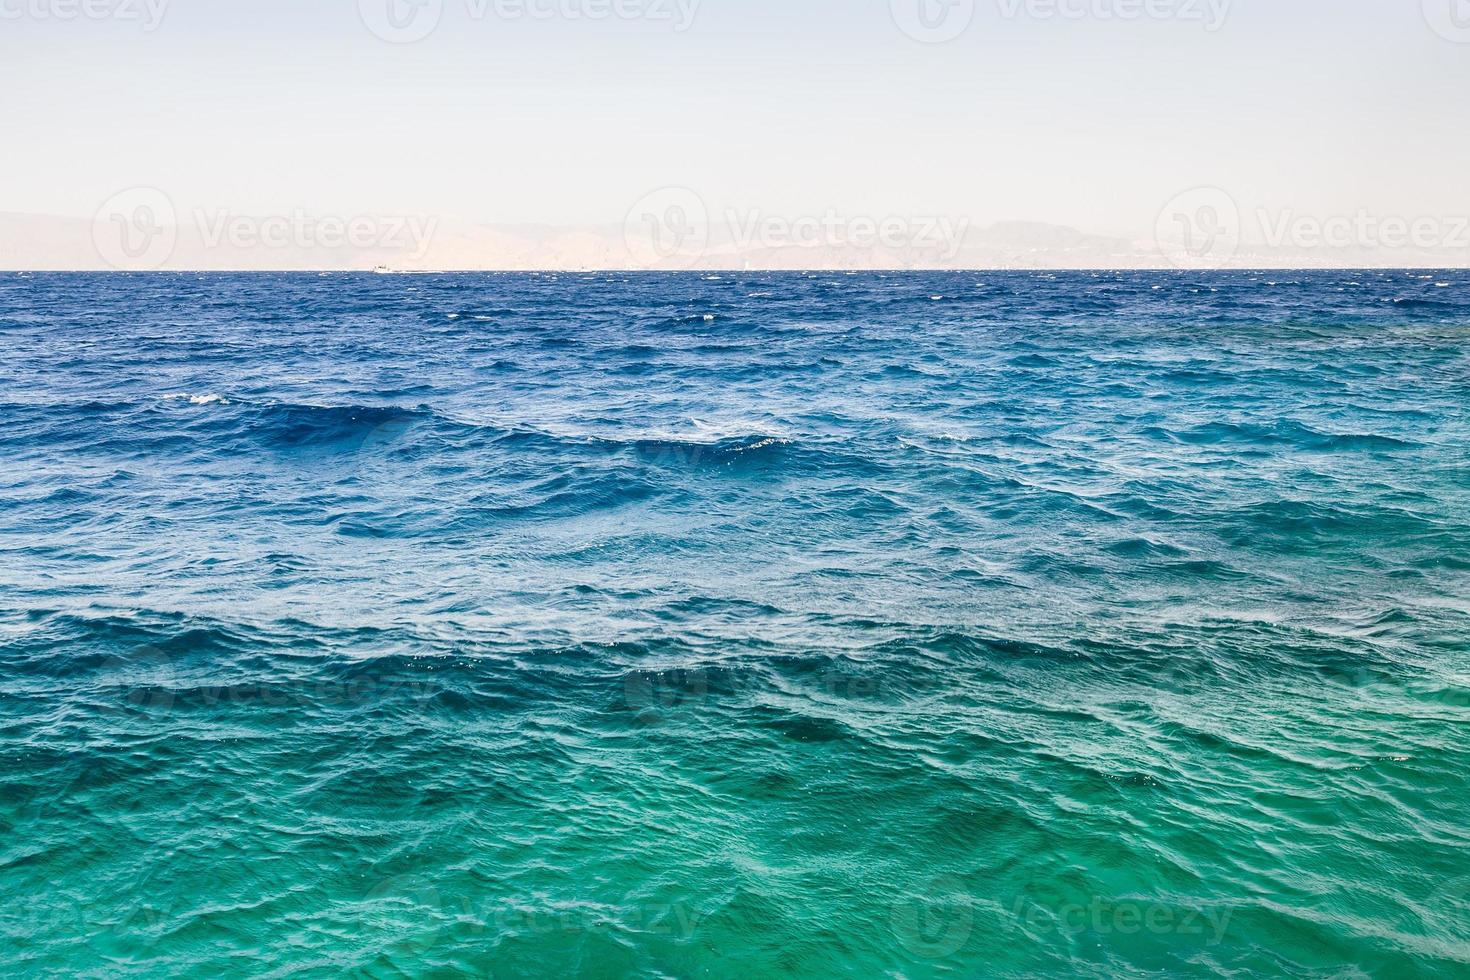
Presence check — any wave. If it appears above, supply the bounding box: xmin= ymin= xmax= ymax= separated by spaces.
xmin=1215 ymin=498 xmax=1446 ymax=545
xmin=1142 ymin=419 xmax=1421 ymax=453
xmin=6 ymin=272 xmax=1470 ymax=978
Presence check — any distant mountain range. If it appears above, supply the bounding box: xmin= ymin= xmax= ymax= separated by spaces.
xmin=2 ymin=212 xmax=1466 ymax=271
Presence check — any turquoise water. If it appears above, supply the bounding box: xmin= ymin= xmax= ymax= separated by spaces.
xmin=1 ymin=271 xmax=1467 ymax=977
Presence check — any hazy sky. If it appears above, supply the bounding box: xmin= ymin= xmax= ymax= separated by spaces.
xmin=4 ymin=0 xmax=1469 ymax=242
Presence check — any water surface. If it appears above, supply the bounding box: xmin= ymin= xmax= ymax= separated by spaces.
xmin=1 ymin=271 xmax=1467 ymax=977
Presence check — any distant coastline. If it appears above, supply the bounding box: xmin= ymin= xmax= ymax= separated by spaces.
xmin=6 ymin=211 xmax=1469 ymax=273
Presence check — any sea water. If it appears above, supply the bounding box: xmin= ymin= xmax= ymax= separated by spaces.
xmin=1 ymin=271 xmax=1467 ymax=976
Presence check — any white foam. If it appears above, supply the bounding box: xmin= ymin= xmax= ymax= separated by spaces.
xmin=164 ymin=393 xmax=228 ymax=406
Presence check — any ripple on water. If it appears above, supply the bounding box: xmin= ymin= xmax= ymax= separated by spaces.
xmin=0 ymin=271 xmax=1468 ymax=977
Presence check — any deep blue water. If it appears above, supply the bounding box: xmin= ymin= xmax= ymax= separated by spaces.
xmin=1 ymin=271 xmax=1468 ymax=977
